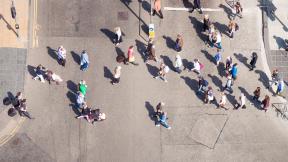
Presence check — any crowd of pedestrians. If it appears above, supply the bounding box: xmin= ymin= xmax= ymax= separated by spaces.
xmin=6 ymin=0 xmax=286 ymax=130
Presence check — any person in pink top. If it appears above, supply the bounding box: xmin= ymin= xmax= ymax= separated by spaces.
xmin=152 ymin=0 xmax=163 ymax=19
xmin=127 ymin=45 xmax=138 ymax=66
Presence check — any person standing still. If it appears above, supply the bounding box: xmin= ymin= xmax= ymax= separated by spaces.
xmin=249 ymin=52 xmax=258 ymax=71
xmin=111 ymin=66 xmax=121 ymax=85
xmin=214 ymin=49 xmax=222 ymax=66
xmin=203 ymin=14 xmax=210 ymax=32
xmin=228 ymin=20 xmax=237 ymax=38
xmin=127 ymin=46 xmax=139 ymax=66
xmin=57 ymin=46 xmax=66 ymax=67
xmin=80 ymin=50 xmax=89 ymax=71
xmin=152 ymin=0 xmax=163 ymax=19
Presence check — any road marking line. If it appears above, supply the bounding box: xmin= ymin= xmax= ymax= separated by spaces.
xmin=32 ymin=0 xmax=39 ymax=48
xmin=164 ymin=7 xmax=223 ymax=12
xmin=0 ymin=118 xmax=26 ymax=147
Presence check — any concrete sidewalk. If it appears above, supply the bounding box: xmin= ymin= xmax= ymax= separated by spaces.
xmin=0 ymin=0 xmax=29 ymax=146
xmin=262 ymin=0 xmax=288 ymax=99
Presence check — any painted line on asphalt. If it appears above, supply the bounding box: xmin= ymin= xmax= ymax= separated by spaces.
xmin=164 ymin=7 xmax=223 ymax=12
xmin=32 ymin=0 xmax=39 ymax=48
xmin=0 ymin=118 xmax=25 ymax=147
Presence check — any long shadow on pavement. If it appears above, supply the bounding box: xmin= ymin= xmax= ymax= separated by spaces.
xmin=66 ymin=91 xmax=81 ymax=116
xmin=208 ymin=74 xmax=223 ymax=90
xmin=27 ymin=65 xmax=36 ymax=77
xmin=201 ymin=49 xmax=215 ymax=64
xmin=141 ymin=1 xmax=151 ymax=14
xmin=183 ymin=0 xmax=194 ymax=9
xmin=219 ymin=4 xmax=233 ymax=20
xmin=135 ymin=39 xmax=147 ymax=62
xmin=71 ymin=51 xmax=80 ymax=65
xmin=66 ymin=80 xmax=78 ymax=93
xmin=273 ymin=35 xmax=287 ymax=50
xmin=160 ymin=55 xmax=174 ymax=71
xmin=162 ymin=35 xmax=175 ymax=50
xmin=145 ymin=101 xmax=157 ymax=124
xmin=180 ymin=76 xmax=203 ymax=101
xmin=188 ymin=16 xmax=207 ymax=42
xmin=226 ymin=93 xmax=237 ymax=109
xmin=254 ymin=70 xmax=275 ymax=94
xmin=146 ymin=64 xmax=158 ymax=77
xmin=46 ymin=46 xmax=58 ymax=62
xmin=213 ymin=22 xmax=230 ymax=37
xmin=217 ymin=62 xmax=226 ymax=78
xmin=115 ymin=47 xmax=125 ymax=56
xmin=100 ymin=28 xmax=115 ymax=43
xmin=234 ymin=53 xmax=250 ymax=69
xmin=182 ymin=59 xmax=193 ymax=70
xmin=104 ymin=66 xmax=114 ymax=80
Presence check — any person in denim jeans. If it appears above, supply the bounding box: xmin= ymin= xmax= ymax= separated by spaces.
xmin=156 ymin=112 xmax=171 ymax=129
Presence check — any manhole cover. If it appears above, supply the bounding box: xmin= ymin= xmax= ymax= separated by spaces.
xmin=118 ymin=11 xmax=129 ymax=21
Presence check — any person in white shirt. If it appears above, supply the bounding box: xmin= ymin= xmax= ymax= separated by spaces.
xmin=174 ymin=54 xmax=183 ymax=74
xmin=114 ymin=27 xmax=122 ymax=46
xmin=190 ymin=59 xmax=201 ymax=74
xmin=235 ymin=93 xmax=246 ymax=109
xmin=57 ymin=46 xmax=66 ymax=66
xmin=155 ymin=62 xmax=169 ymax=82
xmin=111 ymin=66 xmax=121 ymax=85
xmin=218 ymin=93 xmax=228 ymax=110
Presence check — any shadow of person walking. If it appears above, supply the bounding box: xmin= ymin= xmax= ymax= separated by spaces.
xmin=188 ymin=16 xmax=207 ymax=42
xmin=145 ymin=101 xmax=157 ymax=123
xmin=162 ymin=35 xmax=176 ymax=49
xmin=201 ymin=50 xmax=215 ymax=64
xmin=146 ymin=64 xmax=159 ymax=77
xmin=70 ymin=51 xmax=81 ymax=65
xmin=104 ymin=66 xmax=114 ymax=81
xmin=100 ymin=28 xmax=115 ymax=43
xmin=233 ymin=53 xmax=250 ymax=69
xmin=46 ymin=46 xmax=58 ymax=61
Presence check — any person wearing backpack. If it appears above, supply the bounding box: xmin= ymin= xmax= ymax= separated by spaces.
xmin=230 ymin=63 xmax=238 ymax=80
xmin=197 ymin=76 xmax=208 ymax=94
xmin=190 ymin=59 xmax=203 ymax=74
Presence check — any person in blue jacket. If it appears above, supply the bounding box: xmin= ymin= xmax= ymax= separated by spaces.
xmin=230 ymin=63 xmax=238 ymax=80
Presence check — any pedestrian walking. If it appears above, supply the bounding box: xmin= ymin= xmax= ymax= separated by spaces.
xmin=18 ymin=99 xmax=34 ymax=119
xmin=230 ymin=63 xmax=238 ymax=80
xmin=152 ymin=0 xmax=163 ymax=19
xmin=154 ymin=102 xmax=164 ymax=120
xmin=234 ymin=2 xmax=243 ymax=18
xmin=261 ymin=95 xmax=270 ymax=112
xmin=57 ymin=46 xmax=66 ymax=66
xmin=193 ymin=0 xmax=203 ymax=14
xmin=174 ymin=54 xmax=183 ymax=74
xmin=33 ymin=64 xmax=46 ymax=83
xmin=235 ymin=93 xmax=246 ymax=109
xmin=80 ymin=50 xmax=89 ymax=71
xmin=249 ymin=52 xmax=258 ymax=71
xmin=267 ymin=69 xmax=279 ymax=89
xmin=190 ymin=59 xmax=203 ymax=74
xmin=275 ymin=79 xmax=285 ymax=96
xmin=51 ymin=72 xmax=63 ymax=85
xmin=214 ymin=49 xmax=222 ymax=66
xmin=214 ymin=31 xmax=222 ymax=49
xmin=13 ymin=92 xmax=23 ymax=108
xmin=155 ymin=112 xmax=171 ymax=129
xmin=175 ymin=34 xmax=184 ymax=52
xmin=78 ymin=80 xmax=87 ymax=96
xmin=228 ymin=20 xmax=238 ymax=38
xmin=203 ymin=14 xmax=211 ymax=32
xmin=111 ymin=66 xmax=121 ymax=85
xmin=225 ymin=56 xmax=233 ymax=71
xmin=127 ymin=46 xmax=139 ymax=65
xmin=197 ymin=76 xmax=209 ymax=94
xmin=206 ymin=24 xmax=215 ymax=45
xmin=204 ymin=86 xmax=216 ymax=104
xmin=218 ymin=92 xmax=228 ymax=110
xmin=114 ymin=27 xmax=122 ymax=46
xmin=145 ymin=39 xmax=158 ymax=63
xmin=223 ymin=74 xmax=233 ymax=93
xmin=154 ymin=62 xmax=170 ymax=82
xmin=76 ymin=92 xmax=85 ymax=109
xmin=252 ymin=87 xmax=261 ymax=102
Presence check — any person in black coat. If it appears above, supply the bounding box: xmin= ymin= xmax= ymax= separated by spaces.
xmin=249 ymin=52 xmax=258 ymax=71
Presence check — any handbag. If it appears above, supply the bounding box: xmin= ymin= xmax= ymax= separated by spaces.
xmin=129 ymin=56 xmax=135 ymax=62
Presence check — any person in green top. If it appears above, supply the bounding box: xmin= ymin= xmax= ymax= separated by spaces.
xmin=78 ymin=80 xmax=87 ymax=96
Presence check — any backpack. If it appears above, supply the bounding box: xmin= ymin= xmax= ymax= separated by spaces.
xmin=203 ymin=80 xmax=209 ymax=87
xmin=8 ymin=107 xmax=17 ymax=117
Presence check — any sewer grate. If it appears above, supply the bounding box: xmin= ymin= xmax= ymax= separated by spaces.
xmin=118 ymin=11 xmax=129 ymax=21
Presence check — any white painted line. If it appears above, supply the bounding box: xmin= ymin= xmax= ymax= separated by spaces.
xmin=164 ymin=7 xmax=223 ymax=12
